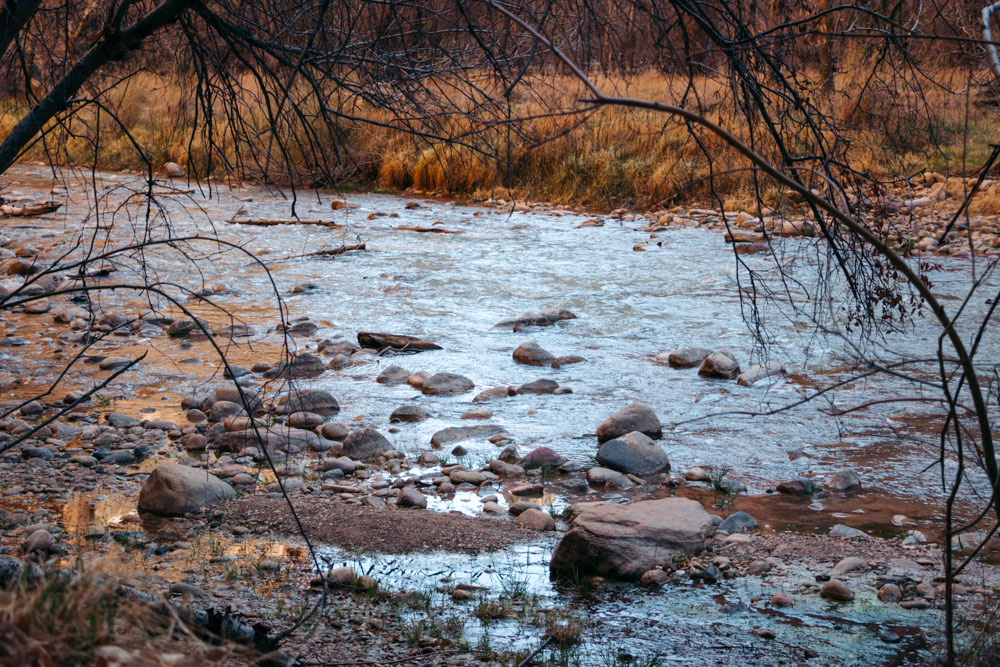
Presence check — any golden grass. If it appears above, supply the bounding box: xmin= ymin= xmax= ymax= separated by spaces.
xmin=0 ymin=569 xmax=247 ymax=665
xmin=1 ymin=64 xmax=994 ymax=209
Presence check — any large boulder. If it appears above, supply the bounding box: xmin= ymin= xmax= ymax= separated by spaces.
xmin=421 ymin=372 xmax=474 ymax=395
xmin=698 ymin=351 xmax=740 ymax=379
xmin=596 ymin=431 xmax=670 ymax=476
xmin=596 ymin=403 xmax=662 ymax=443
xmin=273 ymin=389 xmax=339 ymax=416
xmin=550 ymin=498 xmax=716 ymax=579
xmin=138 ymin=464 xmax=235 ymax=516
xmin=341 ymin=427 xmax=393 ymax=461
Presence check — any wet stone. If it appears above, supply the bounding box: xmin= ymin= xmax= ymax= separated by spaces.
xmin=512 ymin=341 xmax=555 ymax=366
xmin=698 ymin=350 xmax=740 ymax=379
xmin=596 ymin=403 xmax=662 ymax=443
xmin=389 ymin=405 xmax=431 ymax=423
xmin=718 ymin=511 xmax=757 ymax=533
xmin=820 ymin=579 xmax=855 ymax=602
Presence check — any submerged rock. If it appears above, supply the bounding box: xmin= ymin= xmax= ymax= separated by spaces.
xmin=493 ymin=307 xmax=578 ymax=331
xmin=137 ymin=464 xmax=235 ymax=516
xmin=550 ymin=498 xmax=716 ymax=579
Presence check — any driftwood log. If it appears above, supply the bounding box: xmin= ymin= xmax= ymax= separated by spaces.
xmin=1 ymin=201 xmax=62 ymax=216
xmin=357 ymin=331 xmax=442 ymax=352
xmin=228 ymin=218 xmax=345 ymax=229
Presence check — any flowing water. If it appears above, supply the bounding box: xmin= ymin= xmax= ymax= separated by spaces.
xmin=2 ymin=166 xmax=996 ymax=664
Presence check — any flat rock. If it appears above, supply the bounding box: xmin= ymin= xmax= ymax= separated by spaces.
xmin=596 ymin=403 xmax=662 ymax=443
xmin=596 ymin=431 xmax=670 ymax=476
xmin=358 ymin=331 xmax=441 ymax=352
xmin=550 ymin=498 xmax=716 ymax=579
xmin=430 ymin=424 xmax=507 ymax=447
xmin=512 ymin=342 xmax=554 ymax=366
xmin=137 ymin=464 xmax=235 ymax=516
xmin=421 ymin=372 xmax=475 ymax=395
xmin=698 ymin=350 xmax=741 ymax=379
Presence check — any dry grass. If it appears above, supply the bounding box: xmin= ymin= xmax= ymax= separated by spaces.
xmin=1 ymin=64 xmax=995 ymax=209
xmin=0 ymin=569 xmax=248 ymax=666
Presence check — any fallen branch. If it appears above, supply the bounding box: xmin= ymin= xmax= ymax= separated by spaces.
xmin=265 ymin=243 xmax=367 ymax=264
xmin=227 ymin=218 xmax=345 ymax=229
xmin=1 ymin=201 xmax=62 ymax=216
xmin=394 ymin=225 xmax=462 ymax=234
